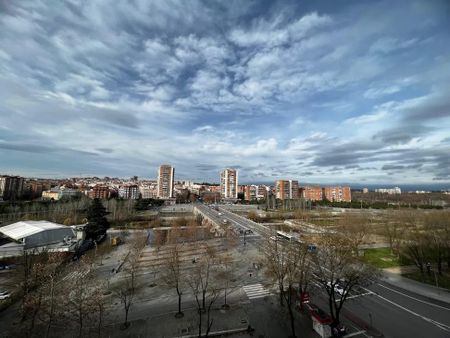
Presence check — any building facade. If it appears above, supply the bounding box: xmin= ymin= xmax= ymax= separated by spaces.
xmin=275 ymin=180 xmax=299 ymax=200
xmin=42 ymin=187 xmax=80 ymax=200
xmin=88 ymin=185 xmax=114 ymax=199
xmin=157 ymin=165 xmax=175 ymax=198
xmin=118 ymin=184 xmax=139 ymax=199
xmin=301 ymin=186 xmax=323 ymax=201
xmin=322 ymin=186 xmax=352 ymax=202
xmin=220 ymin=168 xmax=238 ymax=199
xmin=0 ymin=175 xmax=24 ymax=200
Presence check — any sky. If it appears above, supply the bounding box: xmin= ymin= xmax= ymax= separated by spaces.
xmin=0 ymin=0 xmax=450 ymax=185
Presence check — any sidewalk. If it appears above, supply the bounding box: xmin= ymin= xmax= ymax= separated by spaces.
xmin=381 ymin=270 xmax=450 ymax=304
xmin=102 ymin=305 xmax=251 ymax=338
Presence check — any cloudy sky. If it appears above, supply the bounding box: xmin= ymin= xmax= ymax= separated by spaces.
xmin=1 ymin=0 xmax=449 ymax=184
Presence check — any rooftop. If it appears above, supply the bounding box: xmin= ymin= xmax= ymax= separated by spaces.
xmin=0 ymin=221 xmax=70 ymax=241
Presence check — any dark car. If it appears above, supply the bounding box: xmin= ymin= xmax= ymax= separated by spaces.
xmin=330 ymin=321 xmax=347 ymax=337
xmin=73 ymin=239 xmax=95 ymax=261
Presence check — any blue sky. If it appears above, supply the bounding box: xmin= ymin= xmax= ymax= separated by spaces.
xmin=0 ymin=0 xmax=449 ymax=184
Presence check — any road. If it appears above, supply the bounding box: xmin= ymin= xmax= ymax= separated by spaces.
xmin=199 ymin=203 xmax=450 ymax=338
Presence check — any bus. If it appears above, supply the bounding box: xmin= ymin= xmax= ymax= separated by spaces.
xmin=276 ymin=231 xmax=298 ymax=242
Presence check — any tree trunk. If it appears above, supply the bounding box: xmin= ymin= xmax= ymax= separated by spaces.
xmin=202 ymin=290 xmax=206 ymax=311
xmin=279 ymin=283 xmax=284 ymax=306
xmin=198 ymin=308 xmax=202 ymax=338
xmin=124 ymin=304 xmax=130 ymax=327
xmin=177 ymin=289 xmax=183 ymax=315
xmin=287 ymin=287 xmax=296 ymax=338
xmin=45 ymin=278 xmax=55 ymax=338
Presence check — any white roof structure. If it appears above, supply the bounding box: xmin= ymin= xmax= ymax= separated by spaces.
xmin=0 ymin=221 xmax=68 ymax=241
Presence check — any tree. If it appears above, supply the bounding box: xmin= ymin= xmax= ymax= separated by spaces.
xmin=115 ymin=233 xmax=146 ymax=329
xmin=313 ymin=233 xmax=378 ymax=325
xmin=260 ymin=236 xmax=311 ymax=338
xmin=65 ymin=263 xmax=108 ymax=338
xmin=401 ymin=228 xmax=428 ymax=279
xmin=161 ymin=242 xmax=185 ymax=318
xmin=85 ymin=198 xmax=110 ymax=240
xmin=187 ymin=242 xmax=219 ymax=337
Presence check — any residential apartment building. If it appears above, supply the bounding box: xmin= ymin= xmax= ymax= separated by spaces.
xmin=257 ymin=185 xmax=269 ymax=199
xmin=0 ymin=175 xmax=24 ymax=200
xmin=139 ymin=184 xmax=157 ymax=199
xmin=88 ymin=185 xmax=114 ymax=199
xmin=157 ymin=165 xmax=175 ymax=198
xmin=275 ymin=180 xmax=299 ymax=200
xmin=220 ymin=168 xmax=238 ymax=199
xmin=42 ymin=187 xmax=80 ymax=200
xmin=323 ymin=186 xmax=352 ymax=202
xmin=243 ymin=184 xmax=269 ymax=201
xmin=118 ymin=184 xmax=139 ymax=199
xmin=243 ymin=185 xmax=258 ymax=201
xmin=301 ymin=186 xmax=323 ymax=201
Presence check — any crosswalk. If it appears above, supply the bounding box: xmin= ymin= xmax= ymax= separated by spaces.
xmin=243 ymin=283 xmax=271 ymax=300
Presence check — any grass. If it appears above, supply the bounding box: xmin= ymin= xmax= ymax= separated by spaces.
xmin=361 ymin=247 xmax=408 ymax=269
xmin=403 ymin=271 xmax=450 ymax=291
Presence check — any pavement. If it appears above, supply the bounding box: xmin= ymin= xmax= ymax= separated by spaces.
xmin=381 ymin=269 xmax=450 ymax=305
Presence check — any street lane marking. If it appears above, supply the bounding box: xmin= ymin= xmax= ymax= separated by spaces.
xmin=336 ymin=292 xmax=374 ymax=302
xmin=344 ymin=330 xmax=367 ymax=337
xmin=376 ymin=283 xmax=450 ymax=311
xmin=361 ymin=286 xmax=450 ymax=332
xmin=243 ymin=283 xmax=271 ymax=300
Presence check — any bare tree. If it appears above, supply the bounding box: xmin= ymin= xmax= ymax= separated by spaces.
xmin=63 ymin=256 xmax=105 ymax=337
xmin=115 ymin=233 xmax=146 ymax=329
xmin=260 ymin=236 xmax=311 ymax=338
xmin=313 ymin=234 xmax=378 ymax=325
xmin=260 ymin=237 xmax=288 ymax=306
xmin=400 ymin=227 xmax=428 ymax=279
xmin=187 ymin=241 xmax=219 ymax=337
xmin=161 ymin=242 xmax=185 ymax=318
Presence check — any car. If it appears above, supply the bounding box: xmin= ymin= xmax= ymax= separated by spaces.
xmin=330 ymin=321 xmax=347 ymax=337
xmin=218 ymin=212 xmax=223 ymax=216
xmin=326 ymin=281 xmax=345 ymax=296
xmin=0 ymin=291 xmax=10 ymax=300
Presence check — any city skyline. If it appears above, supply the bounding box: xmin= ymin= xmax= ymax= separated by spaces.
xmin=1 ymin=1 xmax=450 ymax=184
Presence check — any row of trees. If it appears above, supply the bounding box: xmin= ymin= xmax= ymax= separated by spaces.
xmin=18 ymin=253 xmax=107 ymax=338
xmin=0 ymin=196 xmax=153 ymax=225
xmin=157 ymin=222 xmax=239 ymax=337
xmin=396 ymin=211 xmax=450 ymax=278
xmin=260 ymin=229 xmax=377 ymax=337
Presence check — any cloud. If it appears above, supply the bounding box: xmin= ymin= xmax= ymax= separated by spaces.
xmin=0 ymin=1 xmax=449 ymax=183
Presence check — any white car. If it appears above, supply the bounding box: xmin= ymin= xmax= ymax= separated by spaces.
xmin=218 ymin=212 xmax=223 ymax=216
xmin=0 ymin=291 xmax=10 ymax=300
xmin=326 ymin=282 xmax=345 ymax=296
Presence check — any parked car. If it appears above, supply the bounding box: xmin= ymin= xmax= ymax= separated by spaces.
xmin=0 ymin=291 xmax=10 ymax=300
xmin=73 ymin=239 xmax=95 ymax=261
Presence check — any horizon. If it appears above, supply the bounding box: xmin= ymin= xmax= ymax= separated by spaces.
xmin=1 ymin=171 xmax=450 ymax=192
xmin=1 ymin=1 xmax=450 ymax=184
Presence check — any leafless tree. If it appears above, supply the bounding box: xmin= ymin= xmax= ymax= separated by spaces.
xmin=313 ymin=234 xmax=378 ymax=325
xmin=116 ymin=233 xmax=146 ymax=328
xmin=260 ymin=236 xmax=312 ymax=338
xmin=161 ymin=242 xmax=185 ymax=318
xmin=187 ymin=241 xmax=219 ymax=337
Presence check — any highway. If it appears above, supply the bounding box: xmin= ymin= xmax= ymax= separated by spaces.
xmin=196 ymin=203 xmax=450 ymax=338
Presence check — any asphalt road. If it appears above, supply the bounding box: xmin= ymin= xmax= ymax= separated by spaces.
xmin=200 ymin=203 xmax=450 ymax=338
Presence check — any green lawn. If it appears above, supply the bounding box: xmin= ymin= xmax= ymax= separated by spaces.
xmin=362 ymin=247 xmax=407 ymax=269
xmin=403 ymin=271 xmax=450 ymax=291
